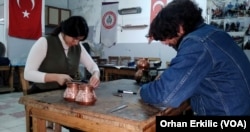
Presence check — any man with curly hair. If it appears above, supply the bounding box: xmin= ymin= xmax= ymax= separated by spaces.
xmin=140 ymin=0 xmax=250 ymax=116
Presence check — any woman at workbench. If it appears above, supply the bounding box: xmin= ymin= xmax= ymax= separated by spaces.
xmin=24 ymin=16 xmax=100 ymax=132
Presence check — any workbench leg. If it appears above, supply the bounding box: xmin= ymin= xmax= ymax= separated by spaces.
xmin=26 ymin=106 xmax=61 ymax=132
xmin=32 ymin=117 xmax=46 ymax=132
xmin=25 ymin=106 xmax=31 ymax=132
xmin=54 ymin=123 xmax=62 ymax=132
xmin=105 ymin=71 xmax=108 ymax=81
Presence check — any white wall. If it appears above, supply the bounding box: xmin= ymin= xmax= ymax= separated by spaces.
xmin=6 ymin=0 xmax=243 ymax=66
xmin=0 ymin=23 xmax=5 ymax=56
xmin=1 ymin=0 xmax=249 ymax=67
xmin=67 ymin=0 xmax=207 ymax=65
xmin=0 ymin=1 xmax=6 ymax=56
xmin=0 ymin=4 xmax=4 ymax=19
xmin=0 ymin=1 xmax=4 ymax=35
xmin=45 ymin=0 xmax=69 ymax=9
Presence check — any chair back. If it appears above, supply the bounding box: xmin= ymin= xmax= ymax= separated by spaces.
xmin=148 ymin=57 xmax=161 ymax=68
xmin=108 ymin=56 xmax=119 ymax=65
xmin=92 ymin=56 xmax=100 ymax=64
xmin=119 ymin=56 xmax=131 ymax=66
xmin=99 ymin=58 xmax=108 ymax=65
xmin=148 ymin=57 xmax=161 ymax=62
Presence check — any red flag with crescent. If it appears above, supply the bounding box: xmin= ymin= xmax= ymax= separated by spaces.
xmin=150 ymin=0 xmax=167 ymax=23
xmin=9 ymin=0 xmax=42 ymax=39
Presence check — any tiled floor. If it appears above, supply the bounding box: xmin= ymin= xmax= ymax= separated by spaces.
xmin=0 ymin=91 xmax=69 ymax=132
xmin=0 ymin=91 xmax=26 ymax=132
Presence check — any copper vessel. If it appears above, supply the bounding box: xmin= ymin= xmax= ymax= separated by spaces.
xmin=75 ymin=84 xmax=96 ymax=105
xmin=63 ymin=82 xmax=80 ymax=102
xmin=136 ymin=58 xmax=150 ymax=70
xmin=134 ymin=69 xmax=143 ymax=83
xmin=135 ymin=58 xmax=150 ymax=84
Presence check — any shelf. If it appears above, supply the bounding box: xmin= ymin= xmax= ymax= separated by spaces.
xmin=121 ymin=24 xmax=148 ymax=29
xmin=118 ymin=7 xmax=142 ymax=15
xmin=45 ymin=6 xmax=71 ymax=26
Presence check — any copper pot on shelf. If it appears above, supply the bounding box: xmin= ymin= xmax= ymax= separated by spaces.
xmin=135 ymin=58 xmax=150 ymax=84
xmin=63 ymin=82 xmax=80 ymax=102
xmin=136 ymin=58 xmax=150 ymax=70
xmin=75 ymin=83 xmax=96 ymax=106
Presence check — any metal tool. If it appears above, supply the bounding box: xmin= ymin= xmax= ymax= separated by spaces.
xmin=107 ymin=104 xmax=128 ymax=113
xmin=118 ymin=89 xmax=137 ymax=95
xmin=113 ymin=92 xmax=123 ymax=97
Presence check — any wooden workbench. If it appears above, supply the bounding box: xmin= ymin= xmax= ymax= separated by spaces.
xmin=103 ymin=66 xmax=136 ymax=81
xmin=19 ymin=79 xmax=190 ymax=132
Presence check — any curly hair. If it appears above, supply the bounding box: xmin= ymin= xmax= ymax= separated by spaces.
xmin=148 ymin=0 xmax=204 ymax=41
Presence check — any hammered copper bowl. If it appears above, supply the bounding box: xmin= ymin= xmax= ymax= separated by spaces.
xmin=136 ymin=58 xmax=150 ymax=70
xmin=75 ymin=84 xmax=96 ymax=106
xmin=63 ymin=82 xmax=81 ymax=102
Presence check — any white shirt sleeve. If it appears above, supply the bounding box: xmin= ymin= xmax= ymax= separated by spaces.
xmin=24 ymin=37 xmax=47 ymax=83
xmin=79 ymin=44 xmax=100 ymax=74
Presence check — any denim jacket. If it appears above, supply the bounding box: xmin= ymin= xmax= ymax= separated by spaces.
xmin=140 ymin=23 xmax=250 ymax=115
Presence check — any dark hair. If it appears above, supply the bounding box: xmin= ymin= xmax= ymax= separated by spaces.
xmin=0 ymin=42 xmax=5 ymax=57
xmin=148 ymin=0 xmax=204 ymax=41
xmin=50 ymin=16 xmax=89 ymax=41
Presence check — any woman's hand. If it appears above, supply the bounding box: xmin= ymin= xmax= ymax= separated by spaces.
xmin=89 ymin=71 xmax=100 ymax=88
xmin=57 ymin=74 xmax=73 ymax=85
xmin=45 ymin=73 xmax=72 ymax=86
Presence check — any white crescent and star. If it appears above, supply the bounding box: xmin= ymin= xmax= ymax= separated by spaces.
xmin=153 ymin=1 xmax=165 ymax=11
xmin=17 ymin=0 xmax=35 ymax=18
xmin=22 ymin=10 xmax=30 ymax=18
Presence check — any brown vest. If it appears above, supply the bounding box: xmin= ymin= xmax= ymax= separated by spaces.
xmin=34 ymin=35 xmax=81 ymax=89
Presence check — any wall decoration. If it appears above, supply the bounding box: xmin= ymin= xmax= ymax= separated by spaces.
xmin=100 ymin=2 xmax=118 ymax=48
xmin=207 ymin=0 xmax=250 ymax=49
xmin=9 ymin=0 xmax=42 ymax=39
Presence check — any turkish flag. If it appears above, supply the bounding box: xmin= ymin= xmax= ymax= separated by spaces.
xmin=9 ymin=0 xmax=42 ymax=39
xmin=150 ymin=0 xmax=167 ymax=23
